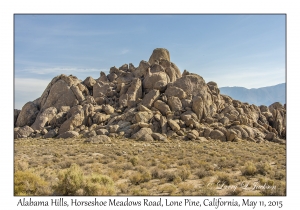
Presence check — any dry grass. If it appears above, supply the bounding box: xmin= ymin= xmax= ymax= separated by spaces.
xmin=14 ymin=137 xmax=286 ymax=196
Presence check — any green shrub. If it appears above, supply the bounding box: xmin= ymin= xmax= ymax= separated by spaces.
xmin=14 ymin=170 xmax=49 ymax=196
xmin=129 ymin=172 xmax=143 ymax=185
xmin=83 ymin=174 xmax=115 ymax=195
xmin=54 ymin=163 xmax=84 ymax=195
xmin=130 ymin=187 xmax=150 ymax=196
xmin=129 ymin=170 xmax=151 ymax=185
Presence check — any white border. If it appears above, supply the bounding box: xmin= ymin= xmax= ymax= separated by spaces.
xmin=2 ymin=0 xmax=298 ymax=209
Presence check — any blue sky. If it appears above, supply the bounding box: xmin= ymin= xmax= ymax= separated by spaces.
xmin=14 ymin=14 xmax=286 ymax=109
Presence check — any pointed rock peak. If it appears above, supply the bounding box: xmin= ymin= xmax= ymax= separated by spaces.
xmin=149 ymin=48 xmax=170 ymax=65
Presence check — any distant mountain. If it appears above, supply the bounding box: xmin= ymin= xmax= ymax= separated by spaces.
xmin=219 ymin=83 xmax=286 ymax=106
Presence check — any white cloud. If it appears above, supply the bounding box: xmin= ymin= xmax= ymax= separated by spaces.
xmin=15 ymin=78 xmax=50 ymax=92
xmin=14 ymin=78 xmax=50 ymax=109
xmin=120 ymin=49 xmax=130 ymax=55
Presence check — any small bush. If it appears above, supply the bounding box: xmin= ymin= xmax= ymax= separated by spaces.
xmin=151 ymin=167 xmax=164 ymax=179
xmin=259 ymin=180 xmax=286 ymax=196
xmin=130 ymin=187 xmax=150 ymax=196
xmin=177 ymin=166 xmax=191 ymax=181
xmin=129 ymin=156 xmax=140 ymax=166
xmin=173 ymin=176 xmax=182 ymax=184
xmin=242 ymin=161 xmax=257 ymax=176
xmin=178 ymin=182 xmax=194 ymax=194
xmin=199 ymin=186 xmax=218 ymax=196
xmin=256 ymin=162 xmax=271 ymax=175
xmin=159 ymin=184 xmax=176 ymax=195
xmin=195 ymin=167 xmax=212 ymax=179
xmin=129 ymin=169 xmax=151 ymax=185
xmin=117 ymin=182 xmax=129 ymax=194
xmin=14 ymin=170 xmax=49 ymax=196
xmin=216 ymin=172 xmax=233 ymax=185
xmin=83 ymin=174 xmax=115 ymax=195
xmin=164 ymin=171 xmax=178 ymax=182
xmin=274 ymin=170 xmax=285 ymax=180
xmin=54 ymin=163 xmax=84 ymax=195
xmin=226 ymin=188 xmax=243 ymax=196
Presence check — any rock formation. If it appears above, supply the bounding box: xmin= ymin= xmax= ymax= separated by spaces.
xmin=14 ymin=48 xmax=286 ymax=144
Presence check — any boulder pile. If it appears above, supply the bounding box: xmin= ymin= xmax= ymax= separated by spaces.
xmin=14 ymin=48 xmax=286 ymax=144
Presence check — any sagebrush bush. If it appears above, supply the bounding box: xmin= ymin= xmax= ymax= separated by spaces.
xmin=129 ymin=172 xmax=143 ymax=185
xmin=83 ymin=174 xmax=115 ymax=195
xmin=14 ymin=170 xmax=49 ymax=196
xmin=129 ymin=156 xmax=140 ymax=166
xmin=256 ymin=162 xmax=271 ymax=175
xmin=242 ymin=161 xmax=257 ymax=176
xmin=151 ymin=167 xmax=164 ymax=179
xmin=117 ymin=182 xmax=129 ymax=194
xmin=199 ymin=186 xmax=218 ymax=196
xmin=177 ymin=166 xmax=191 ymax=181
xmin=216 ymin=172 xmax=233 ymax=185
xmin=164 ymin=171 xmax=178 ymax=182
xmin=173 ymin=175 xmax=182 ymax=184
xmin=178 ymin=182 xmax=194 ymax=194
xmin=129 ymin=169 xmax=151 ymax=185
xmin=130 ymin=187 xmax=150 ymax=196
xmin=159 ymin=184 xmax=176 ymax=194
xmin=195 ymin=167 xmax=212 ymax=179
xmin=54 ymin=163 xmax=84 ymax=195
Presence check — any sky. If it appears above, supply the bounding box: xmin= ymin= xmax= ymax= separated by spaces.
xmin=14 ymin=14 xmax=286 ymax=109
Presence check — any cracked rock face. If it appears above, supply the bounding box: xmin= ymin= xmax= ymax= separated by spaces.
xmin=14 ymin=48 xmax=286 ymax=144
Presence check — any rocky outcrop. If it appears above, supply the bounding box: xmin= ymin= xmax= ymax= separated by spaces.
xmin=149 ymin=48 xmax=170 ymax=65
xmin=14 ymin=48 xmax=286 ymax=145
xmin=16 ymin=102 xmax=39 ymax=127
xmin=31 ymin=107 xmax=57 ymax=131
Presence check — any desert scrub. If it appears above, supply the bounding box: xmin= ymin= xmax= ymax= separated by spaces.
xmin=226 ymin=188 xmax=243 ymax=196
xmin=258 ymin=179 xmax=286 ymax=196
xmin=256 ymin=162 xmax=271 ymax=175
xmin=83 ymin=174 xmax=115 ymax=195
xmin=54 ymin=163 xmax=84 ymax=195
xmin=195 ymin=167 xmax=213 ymax=179
xmin=164 ymin=171 xmax=180 ymax=182
xmin=274 ymin=170 xmax=285 ymax=180
xmin=117 ymin=182 xmax=129 ymax=194
xmin=14 ymin=160 xmax=29 ymax=172
xmin=177 ymin=165 xmax=191 ymax=181
xmin=129 ymin=156 xmax=140 ymax=166
xmin=14 ymin=170 xmax=50 ymax=196
xmin=177 ymin=182 xmax=195 ymax=195
xmin=215 ymin=172 xmax=234 ymax=185
xmin=159 ymin=183 xmax=177 ymax=195
xmin=199 ymin=186 xmax=218 ymax=196
xmin=242 ymin=161 xmax=257 ymax=176
xmin=151 ymin=167 xmax=164 ymax=179
xmin=130 ymin=186 xmax=151 ymax=196
xmin=129 ymin=170 xmax=151 ymax=185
